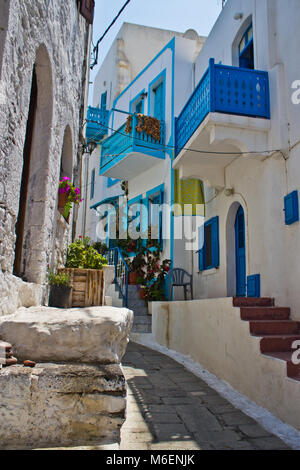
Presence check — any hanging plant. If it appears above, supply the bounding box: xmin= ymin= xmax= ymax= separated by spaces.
xmin=58 ymin=177 xmax=83 ymax=220
xmin=125 ymin=115 xmax=132 ymax=134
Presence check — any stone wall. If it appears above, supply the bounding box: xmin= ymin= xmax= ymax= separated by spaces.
xmin=0 ymin=0 xmax=90 ymax=306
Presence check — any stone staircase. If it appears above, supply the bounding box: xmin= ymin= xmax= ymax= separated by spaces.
xmin=234 ymin=297 xmax=300 ymax=382
xmin=108 ymin=283 xmax=151 ymax=333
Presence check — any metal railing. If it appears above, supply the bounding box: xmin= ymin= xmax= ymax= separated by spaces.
xmin=100 ymin=114 xmax=165 ymax=171
xmin=104 ymin=247 xmax=129 ymax=307
xmin=175 ymin=58 xmax=270 ymax=156
xmin=86 ymin=106 xmax=109 ymax=141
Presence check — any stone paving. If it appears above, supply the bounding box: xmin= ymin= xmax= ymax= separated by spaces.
xmin=120 ymin=342 xmax=290 ymax=450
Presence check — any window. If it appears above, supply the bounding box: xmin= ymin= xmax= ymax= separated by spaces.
xmin=239 ymin=24 xmax=254 ymax=69
xmin=90 ymin=168 xmax=95 ymax=200
xmin=135 ymin=100 xmax=143 ymax=114
xmin=198 ymin=216 xmax=219 ymax=271
xmin=100 ymin=91 xmax=107 ymax=110
xmin=153 ymin=82 xmax=164 ymax=121
xmin=284 ymin=190 xmax=299 ymax=225
xmin=79 ymin=0 xmax=95 ymax=24
xmin=147 ymin=186 xmax=164 ymax=247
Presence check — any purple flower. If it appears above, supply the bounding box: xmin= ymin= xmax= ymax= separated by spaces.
xmin=75 ymin=187 xmax=80 ymax=195
xmin=62 ymin=176 xmax=70 ymax=182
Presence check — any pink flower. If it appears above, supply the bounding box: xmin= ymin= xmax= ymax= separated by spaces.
xmin=75 ymin=187 xmax=80 ymax=195
xmin=62 ymin=176 xmax=70 ymax=181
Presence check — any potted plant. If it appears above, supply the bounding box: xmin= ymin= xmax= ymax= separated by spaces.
xmin=58 ymin=237 xmax=108 ymax=307
xmin=58 ymin=176 xmax=83 ymax=221
xmin=48 ymin=270 xmax=72 ymax=308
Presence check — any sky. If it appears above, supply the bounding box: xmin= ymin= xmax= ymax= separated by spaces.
xmin=89 ymin=0 xmax=223 ymax=103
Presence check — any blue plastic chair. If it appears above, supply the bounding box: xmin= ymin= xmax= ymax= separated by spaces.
xmin=168 ymin=268 xmax=193 ymax=301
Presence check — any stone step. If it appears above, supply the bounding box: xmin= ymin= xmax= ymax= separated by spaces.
xmin=133 ymin=316 xmax=152 ymax=325
xmin=233 ymin=297 xmax=275 ymax=307
xmin=240 ymin=307 xmax=290 ymax=321
xmin=264 ymin=351 xmax=300 ymax=378
xmin=132 ymin=323 xmax=152 ymax=333
xmin=132 ymin=308 xmax=149 ymax=316
xmin=127 ymin=299 xmax=147 ymax=310
xmin=260 ymin=335 xmax=300 ymax=353
xmin=249 ymin=320 xmax=299 ymax=336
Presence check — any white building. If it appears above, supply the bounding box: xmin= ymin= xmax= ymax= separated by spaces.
xmin=79 ymin=23 xmax=205 ymax=247
xmin=152 ymin=0 xmax=300 ymax=433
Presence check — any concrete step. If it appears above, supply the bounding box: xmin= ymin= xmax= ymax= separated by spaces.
xmin=132 ymin=323 xmax=152 ymax=333
xmin=127 ymin=299 xmax=147 ymax=310
xmin=264 ymin=351 xmax=300 ymax=379
xmin=233 ymin=297 xmax=275 ymax=307
xmin=260 ymin=335 xmax=300 ymax=353
xmin=240 ymin=307 xmax=290 ymax=321
xmin=133 ymin=316 xmax=152 ymax=325
xmin=131 ymin=308 xmax=149 ymax=316
xmin=249 ymin=320 xmax=299 ymax=336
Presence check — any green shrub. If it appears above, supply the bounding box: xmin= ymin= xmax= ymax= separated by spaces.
xmin=65 ymin=238 xmax=108 ymax=269
xmin=47 ymin=270 xmax=71 ymax=287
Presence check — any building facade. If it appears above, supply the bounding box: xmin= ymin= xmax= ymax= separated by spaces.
xmin=174 ymin=0 xmax=300 ymax=315
xmin=0 ymin=0 xmax=92 ymax=315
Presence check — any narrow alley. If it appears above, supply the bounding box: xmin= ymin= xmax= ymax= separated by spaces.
xmin=120 ymin=342 xmax=289 ymax=451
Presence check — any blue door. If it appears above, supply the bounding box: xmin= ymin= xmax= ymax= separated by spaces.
xmin=154 ymin=82 xmax=163 ymax=121
xmin=235 ymin=206 xmax=246 ymax=297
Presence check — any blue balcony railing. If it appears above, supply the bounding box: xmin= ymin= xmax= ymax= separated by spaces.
xmin=86 ymin=106 xmax=109 ymax=141
xmin=175 ymin=58 xmax=270 ymax=156
xmin=100 ymin=114 xmax=165 ymax=174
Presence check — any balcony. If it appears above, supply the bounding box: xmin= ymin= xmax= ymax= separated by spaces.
xmin=100 ymin=115 xmax=165 ymax=179
xmin=86 ymin=106 xmax=109 ymax=142
xmin=174 ymin=59 xmax=270 ymax=188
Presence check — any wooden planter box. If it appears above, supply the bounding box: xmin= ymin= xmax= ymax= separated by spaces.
xmin=58 ymin=268 xmax=104 ymax=307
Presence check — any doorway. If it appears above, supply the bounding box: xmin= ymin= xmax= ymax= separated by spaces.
xmin=235 ymin=205 xmax=246 ymax=297
xmin=13 ymin=68 xmax=37 ymax=277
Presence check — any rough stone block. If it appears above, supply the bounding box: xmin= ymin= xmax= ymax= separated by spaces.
xmin=0 ymin=306 xmax=133 ymax=363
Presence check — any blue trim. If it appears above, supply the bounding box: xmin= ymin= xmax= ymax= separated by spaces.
xmin=129 ymin=89 xmax=145 ymax=114
xmin=90 ymin=168 xmax=95 ymax=200
xmin=247 ymin=274 xmax=260 ymax=298
xmin=90 ymin=194 xmax=122 ymax=210
xmin=146 ymin=184 xmax=165 ymax=249
xmin=198 ymin=216 xmax=219 ymax=271
xmin=148 ymin=70 xmax=166 ymax=122
xmin=284 ymin=190 xmax=299 ymax=225
xmin=235 ymin=206 xmax=246 ymax=297
xmin=107 ymin=177 xmax=119 ymax=187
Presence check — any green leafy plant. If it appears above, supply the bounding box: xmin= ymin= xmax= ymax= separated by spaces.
xmin=47 ymin=270 xmax=71 ymax=287
xmin=65 ymin=237 xmax=108 ymax=269
xmin=92 ymin=241 xmax=109 ymax=255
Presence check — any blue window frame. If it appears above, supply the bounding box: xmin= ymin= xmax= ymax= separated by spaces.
xmin=129 ymin=90 xmax=145 ymax=115
xmin=107 ymin=177 xmax=119 ymax=187
xmin=239 ymin=24 xmax=254 ymax=69
xmin=284 ymin=190 xmax=299 ymax=225
xmin=148 ymin=69 xmax=166 ymax=123
xmin=90 ymin=168 xmax=95 ymax=200
xmin=198 ymin=216 xmax=219 ymax=271
xmin=146 ymin=184 xmax=164 ymax=248
xmin=101 ymin=91 xmax=107 ymax=110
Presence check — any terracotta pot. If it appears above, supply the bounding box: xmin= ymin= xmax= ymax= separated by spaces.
xmin=129 ymin=271 xmax=139 ymax=285
xmin=58 ymin=192 xmax=70 ymax=222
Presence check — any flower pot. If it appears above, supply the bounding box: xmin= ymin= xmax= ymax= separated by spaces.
xmin=58 ymin=192 xmax=70 ymax=222
xmin=58 ymin=268 xmax=104 ymax=307
xmin=129 ymin=271 xmax=139 ymax=285
xmin=49 ymin=285 xmax=72 ymax=308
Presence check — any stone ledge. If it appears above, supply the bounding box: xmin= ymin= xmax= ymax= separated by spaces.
xmin=0 ymin=306 xmax=134 ymax=363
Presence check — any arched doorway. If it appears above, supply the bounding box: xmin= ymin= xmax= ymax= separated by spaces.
xmin=226 ymin=202 xmax=247 ymax=297
xmin=13 ymin=44 xmax=53 ymax=282
xmin=235 ymin=205 xmax=246 ymax=297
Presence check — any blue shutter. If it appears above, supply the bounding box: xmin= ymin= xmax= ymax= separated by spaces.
xmin=247 ymin=274 xmax=260 ymax=298
xmin=101 ymin=91 xmax=107 ymax=110
xmin=211 ymin=216 xmax=219 ymax=268
xmin=198 ymin=225 xmax=205 ymax=271
xmin=284 ymin=191 xmax=299 ymax=225
xmin=154 ymin=82 xmax=163 ymax=121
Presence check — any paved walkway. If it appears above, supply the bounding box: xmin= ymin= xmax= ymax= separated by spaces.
xmin=120 ymin=342 xmax=290 ymax=450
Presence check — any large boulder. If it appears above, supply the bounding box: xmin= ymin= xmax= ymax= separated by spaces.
xmin=0 ymin=363 xmax=126 ymax=449
xmin=0 ymin=306 xmax=133 ymax=363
